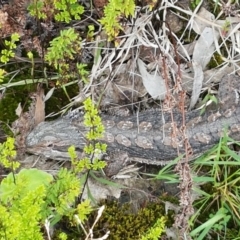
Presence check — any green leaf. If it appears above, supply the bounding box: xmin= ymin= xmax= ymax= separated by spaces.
xmin=190 ymin=208 xmax=230 ymax=239
xmin=90 ymin=171 xmax=126 ymax=188
xmin=0 ymin=168 xmax=53 ymax=203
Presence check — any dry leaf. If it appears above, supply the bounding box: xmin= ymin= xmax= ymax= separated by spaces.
xmin=44 ymin=87 xmax=55 ymax=102
xmin=189 ymin=61 xmax=204 ymax=109
xmin=15 ymin=103 xmax=23 ymax=117
xmin=34 ymin=86 xmax=45 ymax=126
xmin=192 ymin=27 xmax=219 ymax=70
xmin=192 ymin=7 xmax=215 ymax=34
xmin=137 ymin=59 xmax=166 ymax=100
xmin=15 ymin=103 xmax=22 ymax=117
xmin=82 ymin=177 xmax=122 ymax=201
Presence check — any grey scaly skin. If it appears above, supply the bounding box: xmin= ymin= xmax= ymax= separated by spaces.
xmin=26 ymin=75 xmax=240 ymax=165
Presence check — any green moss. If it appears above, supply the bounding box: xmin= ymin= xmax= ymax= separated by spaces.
xmin=0 ymin=72 xmax=79 ymax=136
xmin=179 ymin=29 xmax=198 ymax=44
xmin=86 ymin=198 xmax=175 ymax=240
xmin=51 ymin=194 xmax=176 ymax=239
xmin=207 ymin=52 xmax=224 ymax=69
xmin=225 ymin=228 xmax=240 ymax=239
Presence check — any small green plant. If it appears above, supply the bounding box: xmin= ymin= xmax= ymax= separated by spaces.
xmin=190 ymin=0 xmax=202 ymax=10
xmin=0 ymin=166 xmax=93 ymax=239
xmin=45 ymin=28 xmax=81 ymax=71
xmin=141 ymin=216 xmax=166 ymax=240
xmin=0 ymin=168 xmax=52 ymax=239
xmin=0 ymin=33 xmax=20 ymax=64
xmin=0 ymin=137 xmax=19 ymax=170
xmin=190 ymin=208 xmax=231 ymax=240
xmin=54 ymin=0 xmax=84 ymax=23
xmin=45 ymin=27 xmax=89 ymax=87
xmin=0 ymin=69 xmax=6 ymax=83
xmin=28 ymin=1 xmax=47 ymax=20
xmin=200 ymin=91 xmax=218 ymax=115
xmin=69 ymin=97 xmax=107 ymax=173
xmin=221 ymin=20 xmax=231 ymax=37
xmin=99 ymin=0 xmax=135 ymax=42
xmin=28 ymin=0 xmax=84 ymax=22
xmin=87 ymin=25 xmax=95 ymax=42
xmin=76 ymin=63 xmax=89 ymax=84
